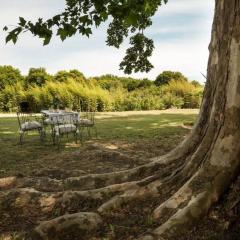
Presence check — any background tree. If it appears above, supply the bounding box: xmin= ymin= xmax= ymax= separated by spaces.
xmin=2 ymin=1 xmax=240 ymax=239
xmin=54 ymin=69 xmax=86 ymax=82
xmin=0 ymin=65 xmax=23 ymax=90
xmin=138 ymin=78 xmax=153 ymax=88
xmin=25 ymin=67 xmax=52 ymax=87
xmin=191 ymin=80 xmax=202 ymax=87
xmin=154 ymin=70 xmax=188 ymax=86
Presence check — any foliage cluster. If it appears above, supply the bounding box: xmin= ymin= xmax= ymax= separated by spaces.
xmin=0 ymin=66 xmax=204 ymax=112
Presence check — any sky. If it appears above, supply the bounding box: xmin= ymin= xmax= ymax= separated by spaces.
xmin=0 ymin=0 xmax=215 ymax=82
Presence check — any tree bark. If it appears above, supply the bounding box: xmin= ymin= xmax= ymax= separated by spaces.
xmin=1 ymin=0 xmax=240 ymax=239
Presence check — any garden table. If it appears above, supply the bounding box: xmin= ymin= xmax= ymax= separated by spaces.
xmin=41 ymin=110 xmax=80 ymax=124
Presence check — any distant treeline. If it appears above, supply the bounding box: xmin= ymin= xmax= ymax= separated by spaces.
xmin=0 ymin=65 xmax=204 ymax=112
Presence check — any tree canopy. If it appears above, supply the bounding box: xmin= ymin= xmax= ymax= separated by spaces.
xmin=54 ymin=69 xmax=86 ymax=82
xmin=154 ymin=71 xmax=188 ymax=86
xmin=25 ymin=67 xmax=51 ymax=86
xmin=0 ymin=65 xmax=23 ymax=90
xmin=4 ymin=0 xmax=168 ymax=75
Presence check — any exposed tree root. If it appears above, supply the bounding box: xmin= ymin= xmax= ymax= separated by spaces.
xmin=32 ymin=212 xmax=102 ymax=240
xmin=0 ymin=188 xmax=60 ymax=214
xmin=98 ymin=179 xmax=162 ymax=213
xmin=0 ymin=154 xmax=181 ymax=192
xmin=32 ymin=169 xmax=87 ymax=179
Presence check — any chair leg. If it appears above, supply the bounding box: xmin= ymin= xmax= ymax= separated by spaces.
xmin=39 ymin=128 xmax=45 ymax=143
xmin=79 ymin=127 xmax=84 ymax=144
xmin=19 ymin=132 xmax=24 ymax=145
xmin=52 ymin=131 xmax=56 ymax=145
xmin=87 ymin=127 xmax=91 ymax=138
xmin=94 ymin=126 xmax=98 ymax=138
xmin=75 ymin=131 xmax=78 ymax=144
xmin=56 ymin=135 xmax=60 ymax=150
xmin=51 ymin=127 xmax=56 ymax=145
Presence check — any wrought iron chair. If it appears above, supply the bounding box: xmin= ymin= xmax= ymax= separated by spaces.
xmin=17 ymin=102 xmax=44 ymax=144
xmin=77 ymin=110 xmax=97 ymax=141
xmin=50 ymin=113 xmax=79 ymax=149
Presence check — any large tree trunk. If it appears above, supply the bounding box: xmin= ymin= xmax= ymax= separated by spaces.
xmin=1 ymin=0 xmax=240 ymax=239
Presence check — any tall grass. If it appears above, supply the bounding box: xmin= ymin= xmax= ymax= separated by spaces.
xmin=0 ymin=74 xmax=204 ymax=112
xmin=23 ymin=79 xmax=112 ymax=112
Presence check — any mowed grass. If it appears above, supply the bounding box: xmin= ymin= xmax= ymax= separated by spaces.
xmin=0 ymin=112 xmax=197 ymax=178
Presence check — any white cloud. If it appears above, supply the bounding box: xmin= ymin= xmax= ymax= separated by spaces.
xmin=157 ymin=0 xmax=215 ymax=16
xmin=0 ymin=0 xmax=65 ymax=23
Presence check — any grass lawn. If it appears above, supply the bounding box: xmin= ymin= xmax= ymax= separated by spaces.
xmin=0 ymin=111 xmax=197 ymax=178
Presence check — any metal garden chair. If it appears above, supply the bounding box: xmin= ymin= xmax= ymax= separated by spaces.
xmin=77 ymin=110 xmax=97 ymax=141
xmin=17 ymin=112 xmax=45 ymax=144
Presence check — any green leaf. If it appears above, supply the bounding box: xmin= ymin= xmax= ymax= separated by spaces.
xmin=3 ymin=26 xmax=8 ymax=31
xmin=100 ymin=11 xmax=108 ymax=21
xmin=85 ymin=28 xmax=92 ymax=37
xmin=125 ymin=13 xmax=138 ymax=27
xmin=144 ymin=2 xmax=151 ymax=12
xmin=53 ymin=15 xmax=61 ymax=22
xmin=43 ymin=35 xmax=52 ymax=45
xmin=57 ymin=28 xmax=68 ymax=41
xmin=6 ymin=33 xmax=17 ymax=44
xmin=19 ymin=17 xmax=26 ymax=26
xmin=13 ymin=27 xmax=22 ymax=35
xmin=12 ymin=35 xmax=17 ymax=44
xmin=79 ymin=15 xmax=89 ymax=24
xmin=6 ymin=34 xmax=12 ymax=43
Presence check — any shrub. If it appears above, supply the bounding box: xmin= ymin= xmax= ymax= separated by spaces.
xmin=111 ymin=87 xmax=125 ymax=111
xmin=0 ymin=82 xmax=25 ymax=112
xmin=161 ymin=93 xmax=184 ymax=109
xmin=161 ymin=80 xmax=203 ymax=108
xmin=123 ymin=95 xmax=142 ymax=111
xmin=0 ymin=65 xmax=23 ymax=90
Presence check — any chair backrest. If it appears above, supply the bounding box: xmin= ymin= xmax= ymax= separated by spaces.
xmin=17 ymin=112 xmax=36 ymax=130
xmin=74 ymin=99 xmax=96 ymax=124
xmin=86 ymin=111 xmax=95 ymax=124
xmin=78 ymin=109 xmax=95 ymax=123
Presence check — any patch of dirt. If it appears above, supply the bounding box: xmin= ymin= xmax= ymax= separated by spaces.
xmin=26 ymin=137 xmax=183 ymax=178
